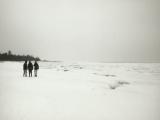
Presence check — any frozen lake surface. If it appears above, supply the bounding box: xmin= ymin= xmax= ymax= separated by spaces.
xmin=0 ymin=61 xmax=160 ymax=120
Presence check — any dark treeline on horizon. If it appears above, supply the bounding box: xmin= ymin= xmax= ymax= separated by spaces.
xmin=0 ymin=50 xmax=40 ymax=61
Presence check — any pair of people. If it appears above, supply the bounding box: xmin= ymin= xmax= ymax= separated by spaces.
xmin=23 ymin=60 xmax=39 ymax=77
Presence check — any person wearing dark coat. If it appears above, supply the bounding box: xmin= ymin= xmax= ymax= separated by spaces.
xmin=28 ymin=61 xmax=33 ymax=77
xmin=34 ymin=61 xmax=39 ymax=77
xmin=23 ymin=60 xmax=28 ymax=77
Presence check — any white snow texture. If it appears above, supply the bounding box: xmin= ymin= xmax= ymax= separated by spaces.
xmin=0 ymin=61 xmax=160 ymax=120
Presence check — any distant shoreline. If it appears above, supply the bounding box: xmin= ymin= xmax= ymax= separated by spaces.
xmin=0 ymin=51 xmax=40 ymax=61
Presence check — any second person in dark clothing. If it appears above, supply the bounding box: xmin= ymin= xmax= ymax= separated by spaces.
xmin=28 ymin=61 xmax=33 ymax=77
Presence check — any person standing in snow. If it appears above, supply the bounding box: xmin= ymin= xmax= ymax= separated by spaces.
xmin=34 ymin=61 xmax=39 ymax=77
xmin=28 ymin=61 xmax=33 ymax=77
xmin=23 ymin=60 xmax=28 ymax=77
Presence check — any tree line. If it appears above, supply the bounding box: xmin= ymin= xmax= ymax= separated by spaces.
xmin=0 ymin=50 xmax=40 ymax=61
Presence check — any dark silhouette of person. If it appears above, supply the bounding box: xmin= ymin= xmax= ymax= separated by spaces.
xmin=28 ymin=61 xmax=33 ymax=77
xmin=34 ymin=61 xmax=39 ymax=77
xmin=23 ymin=60 xmax=28 ymax=77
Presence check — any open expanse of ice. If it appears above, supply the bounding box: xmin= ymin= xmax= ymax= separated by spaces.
xmin=0 ymin=61 xmax=160 ymax=120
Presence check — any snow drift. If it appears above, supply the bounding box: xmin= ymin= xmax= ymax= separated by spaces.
xmin=0 ymin=61 xmax=160 ymax=120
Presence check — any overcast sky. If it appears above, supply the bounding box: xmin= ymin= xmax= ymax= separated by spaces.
xmin=0 ymin=0 xmax=160 ymax=62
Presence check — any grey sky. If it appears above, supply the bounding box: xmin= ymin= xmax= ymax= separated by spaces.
xmin=0 ymin=0 xmax=160 ymax=62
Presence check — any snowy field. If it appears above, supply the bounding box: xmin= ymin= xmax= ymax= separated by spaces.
xmin=0 ymin=61 xmax=160 ymax=120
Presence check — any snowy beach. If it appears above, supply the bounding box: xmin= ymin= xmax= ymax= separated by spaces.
xmin=0 ymin=61 xmax=160 ymax=120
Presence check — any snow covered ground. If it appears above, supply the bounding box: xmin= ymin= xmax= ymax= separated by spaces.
xmin=0 ymin=61 xmax=160 ymax=120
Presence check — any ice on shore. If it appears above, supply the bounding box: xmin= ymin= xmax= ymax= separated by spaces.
xmin=0 ymin=61 xmax=160 ymax=120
